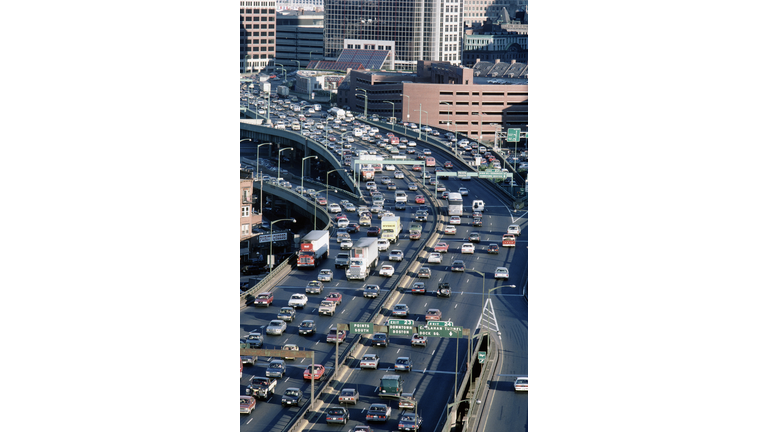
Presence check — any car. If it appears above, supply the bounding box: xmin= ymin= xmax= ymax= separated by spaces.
xmin=343 ymin=202 xmax=356 ymax=212
xmin=298 ymin=319 xmax=316 ymax=335
xmin=346 ymin=222 xmax=360 ymax=234
xmin=266 ymin=359 xmax=286 ymax=378
xmin=385 ymin=164 xmax=396 ymax=171
xmin=437 ymin=282 xmax=451 ymax=297
xmin=287 ymin=293 xmax=309 ymax=309
xmin=387 ymin=183 xmax=397 ymax=190
xmin=473 ymin=218 xmax=483 ymax=227
xmin=366 ymin=403 xmax=392 ymax=422
xmin=326 ymin=407 xmax=350 ymax=425
xmin=495 ymin=267 xmax=509 ymax=279
xmin=425 ymin=308 xmax=442 ymax=321
xmin=394 ymin=170 xmax=404 ymax=179
xmin=414 ymin=195 xmax=425 ymax=204
xmin=412 ymin=164 xmax=422 ymax=171
xmin=337 ymin=232 xmax=351 ymax=243
xmin=306 ymin=280 xmax=324 ymax=294
xmin=337 ymin=217 xmax=350 ymax=229
xmin=441 ymin=190 xmax=450 ymax=199
xmin=266 ymin=319 xmax=287 ymax=335
xmin=282 ymin=343 xmax=299 ymax=360
xmin=377 ymin=239 xmax=390 ymax=251
xmin=241 ymin=396 xmax=256 ymax=414
xmin=449 ymin=216 xmax=461 ymax=225
xmin=327 ymin=326 xmax=347 ymax=343
xmin=316 ymin=196 xmax=327 ymax=205
xmin=398 ymin=412 xmax=423 ymax=431
xmin=363 ymin=284 xmax=381 ymax=298
xmin=514 ymin=376 xmax=529 ymax=391
xmin=417 ymin=267 xmax=431 ymax=278
xmin=410 ymin=334 xmax=428 ymax=347
xmin=407 ymin=147 xmax=416 ymax=154
xmin=444 ymin=161 xmax=453 ymax=168
xmin=386 ymin=250 xmax=404 ymax=264
xmin=427 ymin=252 xmax=442 ymax=264
xmin=254 ymin=292 xmax=274 ymax=307
xmin=408 ymin=182 xmax=418 ymax=191
xmin=434 ymin=242 xmax=449 ymax=253
xmin=460 ymin=173 xmax=471 ymax=181
xmin=336 ymin=388 xmax=360 ymax=405
xmin=325 ymin=292 xmax=342 ymax=304
xmin=340 ymin=239 xmax=354 ymax=250
xmin=371 ymin=332 xmax=390 ymax=347
xmin=436 ymin=183 xmax=446 ymax=192
xmin=444 ymin=225 xmax=457 ymax=234
xmin=461 ymin=243 xmax=475 ymax=254
xmin=380 ymin=176 xmax=392 ymax=185
xmin=451 ymin=260 xmax=466 ymax=272
xmin=318 ymin=269 xmax=333 ymax=281
xmin=360 ymin=353 xmax=380 ymax=369
xmin=411 ymin=282 xmax=426 ymax=295
xmin=394 ymin=356 xmax=413 ymax=372
xmin=458 ymin=187 xmax=469 ymax=196
xmin=394 ymin=200 xmax=406 ymax=210
xmin=508 ymin=224 xmax=521 ymax=235
xmin=328 ymin=203 xmax=342 ymax=213
xmin=392 ymin=304 xmax=409 ymax=317
xmin=304 ymin=364 xmax=326 ymax=380
xmin=368 ymin=226 xmax=381 ymax=236
xmin=277 ymin=306 xmax=296 ymax=322
xmin=379 ymin=264 xmax=395 ymax=277
xmin=281 ymin=388 xmax=305 ymax=406
xmin=468 ymin=232 xmax=481 ymax=242
xmin=487 ymin=244 xmax=500 ymax=254
xmin=399 ymin=393 xmax=416 ymax=410
xmin=415 ymin=210 xmax=428 ymax=222
xmin=472 ymin=211 xmax=483 ymax=219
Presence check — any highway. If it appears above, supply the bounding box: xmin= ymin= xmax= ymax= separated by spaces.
xmin=240 ymin=97 xmax=527 ymax=432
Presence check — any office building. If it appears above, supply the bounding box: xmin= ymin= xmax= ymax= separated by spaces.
xmin=464 ymin=0 xmax=527 ymax=26
xmin=240 ymin=0 xmax=278 ymax=73
xmin=275 ymin=10 xmax=325 ymax=68
xmin=324 ymin=0 xmax=464 ymax=70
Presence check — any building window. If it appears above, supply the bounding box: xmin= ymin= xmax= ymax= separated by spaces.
xmin=242 ymin=224 xmax=250 ymax=235
xmin=242 ymin=206 xmax=250 ymax=217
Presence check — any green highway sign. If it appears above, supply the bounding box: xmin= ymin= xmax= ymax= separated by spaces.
xmin=457 ymin=171 xmax=468 ymax=178
xmin=426 ymin=320 xmax=454 ymax=327
xmin=388 ymin=319 xmax=414 ymax=326
xmin=417 ymin=326 xmax=463 ymax=337
xmin=388 ymin=325 xmax=415 ymax=336
xmin=478 ymin=351 xmax=487 ymax=364
xmin=507 ymin=128 xmax=521 ymax=143
xmin=350 ymin=322 xmax=374 ymax=334
xmin=478 ymin=172 xmax=508 ymax=179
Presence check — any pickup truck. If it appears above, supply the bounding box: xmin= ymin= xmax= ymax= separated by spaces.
xmin=319 ymin=300 xmax=337 ymax=316
xmin=248 ymin=377 xmax=277 ymax=399
xmin=335 ymin=253 xmax=350 ymax=269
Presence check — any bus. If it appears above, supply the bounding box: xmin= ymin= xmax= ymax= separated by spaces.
xmin=425 ymin=157 xmax=436 ymax=167
xmin=447 ymin=192 xmax=463 ymax=216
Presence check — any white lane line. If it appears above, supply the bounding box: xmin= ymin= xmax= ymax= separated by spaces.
xmin=247 ymin=419 xmax=252 ymax=424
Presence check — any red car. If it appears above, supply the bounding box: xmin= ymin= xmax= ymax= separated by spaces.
xmin=304 ymin=364 xmax=326 ymax=380
xmin=254 ymin=292 xmax=274 ymax=307
xmin=433 ymin=242 xmax=449 ymax=253
xmin=335 ymin=213 xmax=348 ymax=221
xmin=317 ymin=197 xmax=327 ymax=205
xmin=367 ymin=226 xmax=381 ymax=236
xmin=325 ymin=292 xmax=343 ymax=304
xmin=415 ymin=195 xmax=425 ymax=204
xmin=412 ymin=165 xmax=422 ymax=171
xmin=444 ymin=161 xmax=453 ymax=169
xmin=425 ymin=308 xmax=442 ymax=321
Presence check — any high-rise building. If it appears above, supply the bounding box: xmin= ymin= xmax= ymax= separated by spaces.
xmin=324 ymin=0 xmax=464 ymax=70
xmin=463 ymin=0 xmax=527 ymax=27
xmin=240 ymin=0 xmax=278 ymax=73
xmin=275 ymin=10 xmax=324 ymax=68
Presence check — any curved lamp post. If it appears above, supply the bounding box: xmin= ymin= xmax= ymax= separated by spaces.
xmin=400 ymin=93 xmax=410 ymax=125
xmin=301 ymin=155 xmax=318 ymax=194
xmin=277 ymin=147 xmax=294 ymax=184
xmin=384 ymin=101 xmax=395 ymax=124
xmin=269 ymin=218 xmax=295 ymax=270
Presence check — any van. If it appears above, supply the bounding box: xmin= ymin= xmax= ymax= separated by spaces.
xmin=472 ymin=200 xmax=485 ymax=212
xmin=379 ymin=375 xmax=404 ymax=398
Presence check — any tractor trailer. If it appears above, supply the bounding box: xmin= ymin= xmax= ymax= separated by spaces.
xmin=346 ymin=237 xmax=379 ymax=281
xmin=297 ymin=230 xmax=330 ymax=268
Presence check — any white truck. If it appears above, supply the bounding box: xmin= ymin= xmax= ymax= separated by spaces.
xmin=346 ymin=237 xmax=380 ymax=281
xmin=328 ymin=107 xmax=346 ymax=119
xmin=319 ymin=300 xmax=337 ymax=316
xmin=298 ymin=230 xmax=330 ymax=269
xmin=277 ymin=85 xmax=290 ymax=97
xmin=381 ymin=216 xmax=401 ymax=244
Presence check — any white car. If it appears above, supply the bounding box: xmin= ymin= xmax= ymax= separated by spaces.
xmin=377 ymin=239 xmax=390 ymax=251
xmin=449 ymin=216 xmax=461 ymax=225
xmin=461 ymin=243 xmax=475 ymax=254
xmin=514 ymin=376 xmax=529 ymax=392
xmin=379 ymin=265 xmax=395 ymax=277
xmin=494 ymin=267 xmax=509 ymax=279
xmin=408 ymin=141 xmax=417 ymax=147
xmin=507 ymin=224 xmax=521 ymax=235
xmin=394 ymin=171 xmax=404 ymax=179
xmin=317 ymin=269 xmax=333 ymax=282
xmin=328 ymin=203 xmax=342 ymax=213
xmin=458 ymin=187 xmax=469 ymax=196
xmin=340 ymin=239 xmax=353 ymax=250
xmin=389 ymin=250 xmax=404 ymax=261
xmin=427 ymin=253 xmax=442 ymax=264
xmin=343 ymin=203 xmax=356 ymax=212
xmin=385 ymin=164 xmax=396 ymax=171
xmin=337 ymin=218 xmax=349 ymax=229
xmin=444 ymin=225 xmax=457 ymax=234
xmin=408 ymin=183 xmax=418 ymax=191
xmin=288 ymin=293 xmax=308 ymax=308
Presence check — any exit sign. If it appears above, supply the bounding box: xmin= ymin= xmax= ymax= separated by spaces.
xmin=506 ymin=128 xmax=521 ymax=143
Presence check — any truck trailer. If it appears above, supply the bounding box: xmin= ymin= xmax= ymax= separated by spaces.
xmin=298 ymin=230 xmax=330 ymax=268
xmin=346 ymin=237 xmax=379 ymax=280
xmin=381 ymin=216 xmax=401 ymax=243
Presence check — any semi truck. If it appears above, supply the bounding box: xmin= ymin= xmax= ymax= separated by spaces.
xmin=277 ymin=86 xmax=290 ymax=97
xmin=346 ymin=237 xmax=379 ymax=281
xmin=298 ymin=230 xmax=330 ymax=269
xmin=381 ymin=216 xmax=401 ymax=243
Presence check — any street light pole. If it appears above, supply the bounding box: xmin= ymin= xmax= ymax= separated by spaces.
xmin=400 ymin=94 xmax=410 ymax=128
xmin=326 ymin=168 xmax=342 ymax=213
xmin=301 ymin=155 xmax=317 ymax=194
xmin=357 ymin=88 xmax=368 ymax=118
xmin=269 ymin=218 xmax=296 ymax=271
xmin=256 ymin=143 xmax=272 ymax=216
xmin=384 ymin=101 xmax=395 ymax=124
xmin=293 ymin=60 xmax=300 ymax=71
xmin=469 ymin=269 xmax=486 ymax=331
xmin=415 ymin=105 xmax=427 ymax=140
xmin=277 ymin=147 xmax=294 ymax=183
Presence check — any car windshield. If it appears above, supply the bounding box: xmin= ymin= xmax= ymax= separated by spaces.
xmin=270 ymin=321 xmax=282 ymax=326
xmin=286 ymin=390 xmax=299 ymax=396
xmin=371 ymin=406 xmax=384 ymax=412
xmin=403 ymin=414 xmax=416 ymax=421
xmin=341 ymin=390 xmax=354 ymax=395
xmin=397 ymin=359 xmax=408 ymax=364
xmin=329 ymin=409 xmax=343 ymax=415
xmin=301 ymin=322 xmax=311 ymax=327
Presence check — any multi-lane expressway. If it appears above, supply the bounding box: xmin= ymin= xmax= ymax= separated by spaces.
xmin=240 ymin=113 xmax=527 ymax=432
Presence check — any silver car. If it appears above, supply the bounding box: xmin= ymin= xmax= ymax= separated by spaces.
xmin=266 ymin=319 xmax=287 ymax=335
